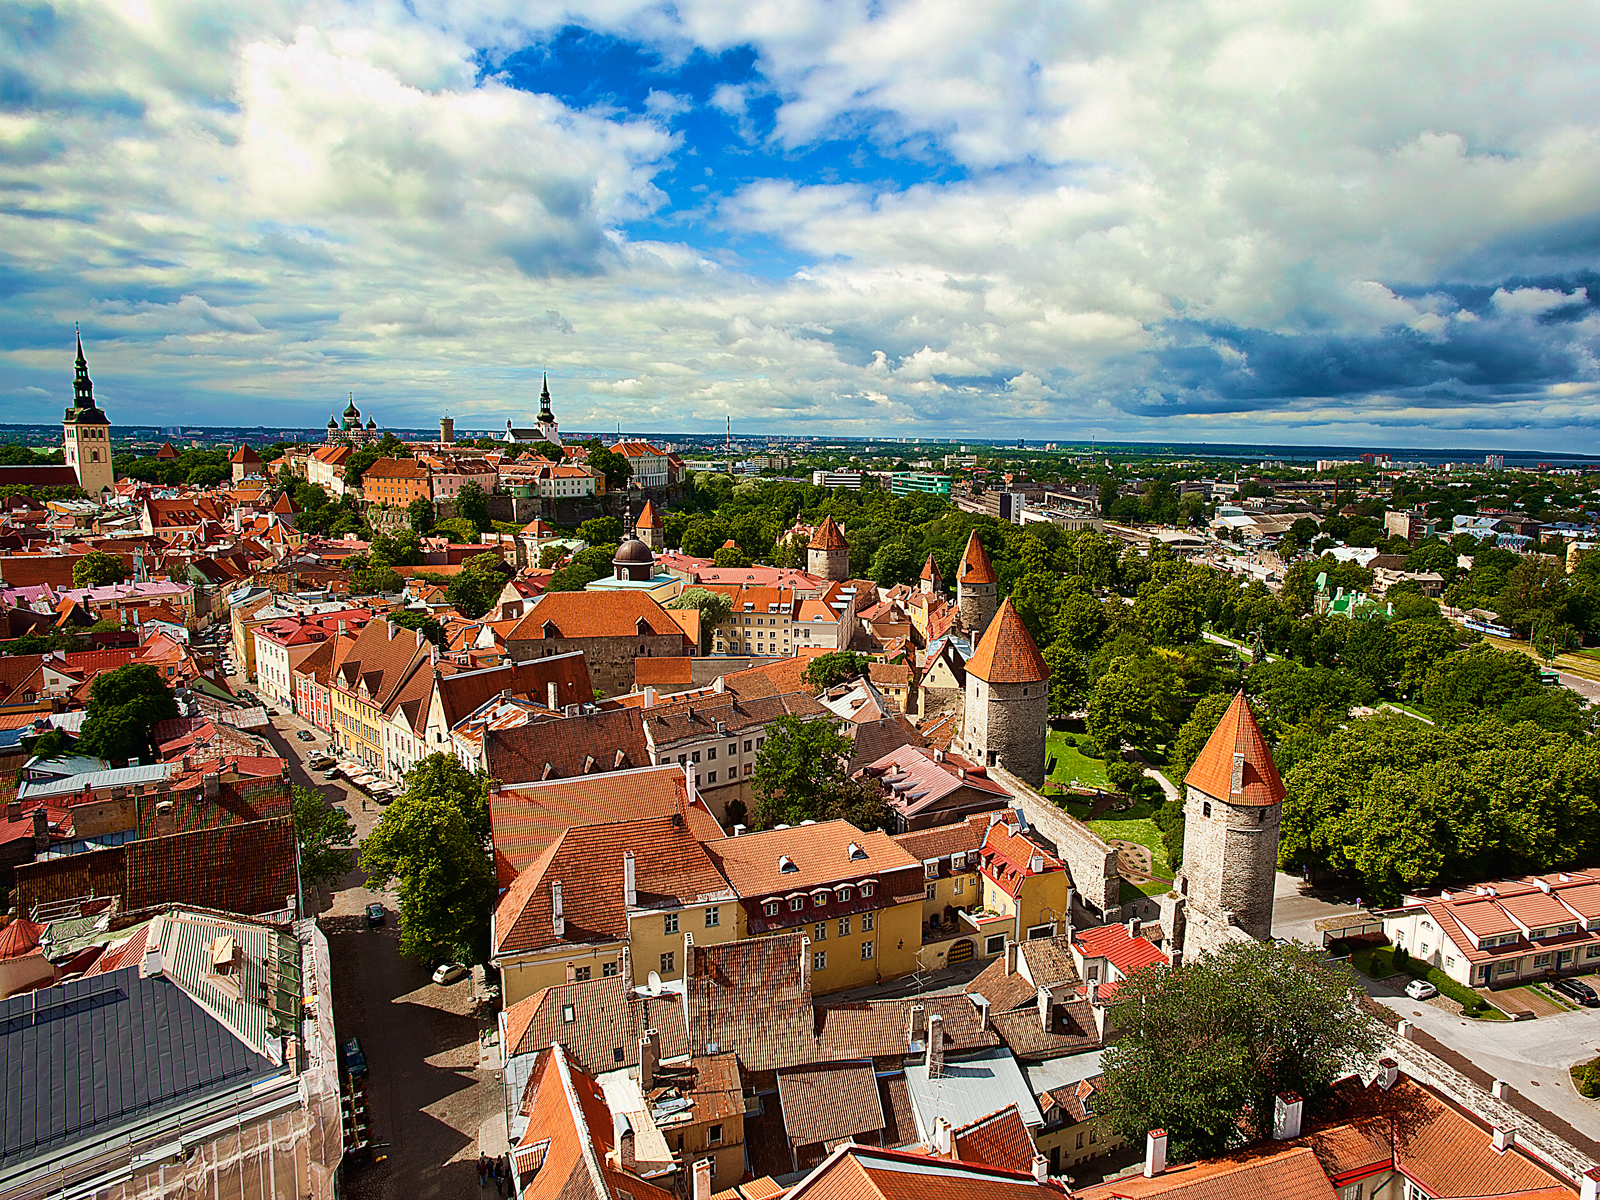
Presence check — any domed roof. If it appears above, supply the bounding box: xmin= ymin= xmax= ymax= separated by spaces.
xmin=613 ymin=538 xmax=655 ymax=565
xmin=366 ymin=417 xmax=376 ymax=428
xmin=344 ymin=398 xmax=360 ymax=418
xmin=327 ymin=413 xmax=338 ymax=427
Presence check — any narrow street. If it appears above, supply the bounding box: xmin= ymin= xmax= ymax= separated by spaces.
xmin=260 ymin=704 xmax=505 ymax=1199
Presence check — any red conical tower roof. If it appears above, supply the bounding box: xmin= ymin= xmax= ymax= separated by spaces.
xmin=920 ymin=553 xmax=942 ymax=584
xmin=0 ymin=915 xmax=44 ymax=961
xmin=636 ymin=499 xmax=663 ymax=529
xmin=1184 ymin=691 xmax=1285 ymax=807
xmin=965 ymin=597 xmax=1048 ymax=684
xmin=808 ymin=515 xmax=848 ymax=551
xmin=958 ymin=530 xmax=997 ymax=585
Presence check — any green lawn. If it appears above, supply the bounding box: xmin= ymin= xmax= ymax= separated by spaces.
xmin=1090 ymin=794 xmax=1174 ymax=881
xmin=1046 ymin=732 xmax=1110 ymax=791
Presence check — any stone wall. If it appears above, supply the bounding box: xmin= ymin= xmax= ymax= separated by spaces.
xmin=807 ymin=546 xmax=848 ymax=582
xmin=963 ymin=676 xmax=1048 ymax=787
xmin=365 ymin=506 xmax=411 ymax=536
xmin=957 ymin=581 xmax=996 ymax=638
xmin=990 ymin=767 xmax=1121 ymax=919
xmin=505 ymin=634 xmax=689 ymax=697
xmin=1177 ymin=783 xmax=1280 ymax=955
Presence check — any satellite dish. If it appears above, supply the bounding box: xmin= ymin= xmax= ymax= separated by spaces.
xmin=647 ymin=971 xmax=662 ymax=996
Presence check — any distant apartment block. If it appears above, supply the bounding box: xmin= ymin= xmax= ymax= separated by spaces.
xmin=811 ymin=470 xmax=864 ymax=490
xmin=889 ymin=472 xmax=952 ymax=497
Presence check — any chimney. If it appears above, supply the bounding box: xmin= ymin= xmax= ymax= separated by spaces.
xmin=615 ymin=1116 xmax=636 ymax=1173
xmin=1582 ymin=1167 xmax=1600 ymax=1200
xmin=6 ymin=799 xmax=20 ymax=822
xmin=552 ymin=881 xmax=565 ymax=937
xmin=975 ymin=995 xmax=990 ymax=1030
xmin=1086 ymin=979 xmax=1099 ymax=1006
xmin=1272 ymin=1092 xmax=1303 ymax=1140
xmin=907 ymin=1003 xmax=925 ymax=1046
xmin=641 ymin=685 xmax=656 ymax=709
xmin=692 ymin=1159 xmax=712 ymax=1200
xmin=1492 ymin=1127 xmax=1516 ymax=1153
xmin=1029 ymin=853 xmax=1044 ymax=874
xmin=623 ymin=852 xmax=637 ymax=908
xmin=733 ymin=824 xmax=746 ymax=837
xmin=800 ymin=936 xmax=812 ymax=996
xmin=203 ymin=772 xmax=220 ymax=798
xmin=1144 ymin=1129 xmax=1167 ymax=1178
xmin=931 ymin=1117 xmax=952 ymax=1156
xmin=1377 ymin=1058 xmax=1398 ymax=1090
xmin=1491 ymin=1079 xmax=1507 ymax=1099
xmin=548 ymin=681 xmax=559 ymax=710
xmin=1004 ymin=940 xmax=1019 ymax=975
xmin=1230 ymin=751 xmax=1245 ymax=793
xmin=1397 ymin=1019 xmax=1413 ymax=1041
xmin=926 ymin=1013 xmax=944 ymax=1078
xmin=639 ymin=1029 xmax=660 ymax=1092
xmin=1031 ymin=1155 xmax=1049 ymax=1183
xmin=31 ymin=806 xmax=48 ymax=849
xmin=1037 ymin=985 xmax=1052 ymax=1032
xmin=1126 ymin=917 xmax=1140 ymax=938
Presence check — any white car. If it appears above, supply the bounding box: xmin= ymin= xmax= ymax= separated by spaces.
xmin=1404 ymin=978 xmax=1438 ymax=1000
xmin=431 ymin=963 xmax=468 ymax=986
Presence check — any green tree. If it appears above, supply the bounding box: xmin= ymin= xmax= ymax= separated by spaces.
xmin=1100 ymin=940 xmax=1382 ymax=1162
xmin=868 ymin=541 xmax=921 ymax=587
xmin=76 ymin=662 xmax=180 ymax=763
xmin=291 ymin=784 xmax=357 ymax=888
xmin=72 ymin=550 xmax=126 ymax=588
xmin=668 ymin=587 xmax=734 ymax=631
xmin=751 ymin=715 xmax=855 ymax=828
xmin=349 ymin=562 xmax=404 ymax=595
xmin=584 ymin=443 xmax=634 ymax=490
xmin=1042 ymin=644 xmax=1090 ymax=716
xmin=802 ymin=651 xmax=874 ymax=693
xmin=713 ymin=545 xmax=753 ymax=568
xmin=398 ymin=752 xmax=493 ymax=843
xmin=1421 ymin=643 xmax=1543 ymax=723
xmin=455 ymin=481 xmax=491 ymax=532
xmin=446 ymin=553 xmax=506 ymax=619
xmin=538 ymin=542 xmax=568 ymax=569
xmin=370 ymin=528 xmax=425 ymax=567
xmin=407 ymin=496 xmax=435 ymax=535
xmin=548 ymin=546 xmax=618 ymax=592
xmin=1087 ymin=655 xmax=1182 ymax=754
xmin=433 ymin=516 xmax=477 ymax=543
xmin=578 ymin=516 xmax=623 ymax=545
xmin=386 ymin=608 xmax=446 ymax=648
xmin=360 ymin=792 xmax=495 ymax=963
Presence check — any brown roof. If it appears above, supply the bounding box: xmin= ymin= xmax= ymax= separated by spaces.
xmin=789 ymin=1147 xmax=1060 ymax=1200
xmin=950 ymin=1106 xmax=1037 ymax=1173
xmin=777 ymin=1061 xmax=886 ymax=1147
xmin=490 ymin=765 xmax=722 ymax=887
xmin=485 ymin=706 xmax=653 ymax=789
xmin=508 ymin=591 xmax=687 ymax=641
xmin=634 ymin=657 xmax=693 ymax=689
xmin=723 ymin=653 xmax=826 ymax=699
xmin=1076 ymin=1144 xmax=1336 ymax=1199
xmin=334 ymin=617 xmax=434 ymax=710
xmin=15 ymin=817 xmax=297 ymax=919
xmin=636 ymin=500 xmax=663 ymax=529
xmin=704 ymin=820 xmax=920 ymax=897
xmin=361 ymin=456 xmax=429 ymax=481
xmin=642 ymin=691 xmax=827 ymax=751
xmin=134 ymin=770 xmax=291 ymax=839
xmin=920 ymin=554 xmax=941 ymax=584
xmin=964 ymin=599 xmax=1048 ymax=685
xmin=808 ymin=516 xmax=848 ymax=552
xmin=813 ymin=994 xmax=1002 ymax=1062
xmin=1184 ymin=691 xmax=1285 ymax=806
xmin=686 ymin=933 xmax=817 ymax=1071
xmin=436 ymin=654 xmax=594 ymax=729
xmin=492 ymin=815 xmax=733 ymax=957
xmin=957 ymin=531 xmax=997 ymax=585
xmin=501 ymin=974 xmax=689 ymax=1074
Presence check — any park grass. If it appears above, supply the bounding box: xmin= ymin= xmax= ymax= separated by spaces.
xmin=1090 ymin=795 xmax=1174 ymax=881
xmin=1046 ymin=732 xmax=1110 ymax=791
xmin=1380 ymin=700 xmax=1436 ymax=725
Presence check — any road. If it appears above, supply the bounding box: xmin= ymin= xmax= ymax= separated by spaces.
xmin=260 ymin=702 xmax=505 ymax=1199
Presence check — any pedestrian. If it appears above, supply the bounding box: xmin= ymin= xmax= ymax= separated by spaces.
xmin=494 ymin=1158 xmax=505 ymax=1196
xmin=478 ymin=1153 xmax=488 ymax=1189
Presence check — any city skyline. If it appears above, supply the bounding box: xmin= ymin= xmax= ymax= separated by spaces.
xmin=3 ymin=2 xmax=1599 ymax=448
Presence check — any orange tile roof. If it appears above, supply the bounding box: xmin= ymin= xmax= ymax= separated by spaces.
xmin=920 ymin=553 xmax=942 ymax=584
xmin=704 ymin=819 xmax=920 ymax=897
xmin=1077 ymin=1144 xmax=1336 ymax=1199
xmin=808 ymin=515 xmax=848 ymax=551
xmin=950 ymin=1105 xmax=1038 ymax=1173
xmin=979 ymin=820 xmax=1064 ymax=898
xmin=508 ymin=591 xmax=685 ymax=640
xmin=957 ymin=531 xmax=997 ymax=585
xmin=790 ymin=1147 xmax=1060 ymax=1200
xmin=1183 ymin=691 xmax=1284 ymax=806
xmin=964 ymin=598 xmax=1048 ymax=685
xmin=635 ymin=499 xmax=663 ymax=529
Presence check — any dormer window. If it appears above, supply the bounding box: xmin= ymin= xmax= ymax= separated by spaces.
xmin=847 ymin=842 xmax=866 ymax=861
xmin=812 ymin=890 xmax=829 ymax=908
xmin=789 ymin=896 xmax=805 ymax=912
xmin=860 ymin=883 xmax=875 ymax=898
xmin=779 ymin=855 xmax=797 ymax=873
xmin=764 ymin=901 xmax=780 ymax=916
xmin=952 ymin=852 xmax=966 ymax=870
xmin=836 ymin=886 xmax=852 ymax=903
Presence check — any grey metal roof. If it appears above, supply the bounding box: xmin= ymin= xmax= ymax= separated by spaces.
xmin=0 ymin=965 xmax=275 ymax=1169
xmin=1021 ymin=1049 xmax=1104 ymax=1097
xmin=903 ymin=1048 xmax=1044 ymax=1142
xmin=17 ymin=762 xmax=171 ymax=804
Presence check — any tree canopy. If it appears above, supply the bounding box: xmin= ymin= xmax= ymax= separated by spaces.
xmin=72 ymin=550 xmax=126 ymax=588
xmin=802 ymin=650 xmax=873 ymax=692
xmin=751 ymin=714 xmax=888 ymax=830
xmin=291 ymin=784 xmax=356 ymax=888
xmin=76 ymin=662 xmax=180 ymax=763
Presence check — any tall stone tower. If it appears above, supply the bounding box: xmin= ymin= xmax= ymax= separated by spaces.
xmin=956 ymin=530 xmax=997 ymax=638
xmin=635 ymin=499 xmax=664 ymax=551
xmin=919 ymin=552 xmax=942 ymax=596
xmin=1177 ymin=691 xmax=1286 ymax=961
xmin=439 ymin=416 xmax=455 ymax=445
xmin=807 ymin=515 xmax=849 ymax=582
xmin=62 ymin=330 xmax=114 ymax=498
xmin=962 ymin=597 xmax=1049 ymax=788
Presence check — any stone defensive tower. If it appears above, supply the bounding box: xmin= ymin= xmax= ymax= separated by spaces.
xmin=62 ymin=330 xmax=114 ymax=499
xmin=962 ymin=597 xmax=1050 ymax=788
xmin=919 ymin=552 xmax=942 ymax=596
xmin=956 ymin=530 xmax=997 ymax=638
xmin=635 ymin=499 xmax=664 ymax=551
xmin=1176 ymin=691 xmax=1286 ymax=961
xmin=807 ymin=515 xmax=850 ymax=582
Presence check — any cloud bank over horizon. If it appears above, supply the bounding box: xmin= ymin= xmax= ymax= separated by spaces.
xmin=3 ymin=0 xmax=1599 ymax=449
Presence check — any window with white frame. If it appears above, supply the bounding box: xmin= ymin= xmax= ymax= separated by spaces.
xmin=861 ymin=941 xmax=874 ymax=960
xmin=813 ymin=951 xmax=827 ymax=971
xmin=862 ymin=912 xmax=874 ymax=931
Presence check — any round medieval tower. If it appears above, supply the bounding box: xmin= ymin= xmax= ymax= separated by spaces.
xmin=962 ymin=597 xmax=1050 ymax=788
xmin=1176 ymin=691 xmax=1286 ymax=957
xmin=956 ymin=530 xmax=998 ymax=638
xmin=807 ymin=515 xmax=850 ymax=582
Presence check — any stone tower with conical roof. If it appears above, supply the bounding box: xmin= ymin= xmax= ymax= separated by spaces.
xmin=1176 ymin=691 xmax=1286 ymax=960
xmin=919 ymin=552 xmax=942 ymax=596
xmin=956 ymin=530 xmax=997 ymax=637
xmin=62 ymin=329 xmax=114 ymax=498
xmin=635 ymin=499 xmax=664 ymax=551
xmin=807 ymin=515 xmax=849 ymax=582
xmin=962 ymin=596 xmax=1050 ymax=788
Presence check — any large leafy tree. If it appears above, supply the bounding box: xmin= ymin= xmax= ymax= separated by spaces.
xmin=455 ymin=480 xmax=491 ymax=532
xmin=584 ymin=442 xmax=633 ymax=490
xmin=802 ymin=651 xmax=873 ymax=693
xmin=407 ymin=496 xmax=436 ymax=534
xmin=360 ymin=753 xmax=496 ymax=962
xmin=1099 ymin=941 xmax=1382 ymax=1163
xmin=76 ymin=663 xmax=180 ymax=763
xmin=72 ymin=550 xmax=126 ymax=588
xmin=291 ymin=784 xmax=356 ymax=888
xmin=446 ymin=553 xmax=507 ymax=619
xmin=1421 ymin=643 xmax=1544 ymax=723
xmin=668 ymin=587 xmax=733 ymax=631
xmin=1167 ymin=692 xmax=1235 ymax=785
xmin=751 ymin=714 xmax=858 ymax=828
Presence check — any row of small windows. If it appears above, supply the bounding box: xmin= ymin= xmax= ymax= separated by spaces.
xmin=810 ymin=944 xmax=874 ymax=970
xmin=763 ymin=884 xmax=875 ymax=916
xmin=661 ymin=907 xmax=721 ymax=934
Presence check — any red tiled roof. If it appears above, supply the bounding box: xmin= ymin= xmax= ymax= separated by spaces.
xmin=1076 ymin=1144 xmax=1335 ymax=1199
xmin=1184 ymin=691 xmax=1284 ymax=806
xmin=979 ymin=820 xmax=1064 ymax=899
xmin=950 ymin=1105 xmax=1038 ymax=1173
xmin=1073 ymin=922 xmax=1169 ymax=977
xmin=957 ymin=531 xmax=997 ymax=585
xmin=508 ymin=591 xmax=685 ymax=640
xmin=920 ymin=553 xmax=941 ymax=584
xmin=964 ymin=599 xmax=1047 ymax=685
xmin=635 ymin=499 xmax=663 ymax=529
xmin=0 ymin=916 xmax=45 ymax=960
xmin=808 ymin=515 xmax=848 ymax=552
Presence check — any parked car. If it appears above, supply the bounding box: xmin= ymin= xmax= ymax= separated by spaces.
xmin=308 ymin=754 xmax=333 ymax=770
xmin=1404 ymin=978 xmax=1438 ymax=1000
xmin=322 ymin=768 xmax=340 ymax=782
xmin=365 ymin=903 xmax=385 ymax=928
xmin=431 ymin=962 xmax=468 ymax=986
xmin=342 ymin=1037 xmax=367 ymax=1077
xmin=296 ymin=730 xmax=313 ymax=742
xmin=1554 ymin=977 xmax=1599 ymax=1006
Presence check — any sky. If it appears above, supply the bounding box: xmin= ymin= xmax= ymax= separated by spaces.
xmin=3 ymin=1 xmax=1600 ymax=449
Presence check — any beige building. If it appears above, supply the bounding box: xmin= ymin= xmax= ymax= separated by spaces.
xmin=62 ymin=333 xmax=116 ymax=499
